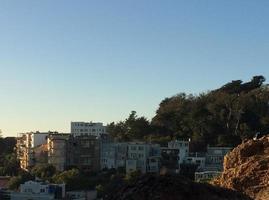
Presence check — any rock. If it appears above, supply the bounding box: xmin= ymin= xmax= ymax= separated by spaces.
xmin=213 ymin=136 xmax=269 ymax=200
xmin=105 ymin=174 xmax=252 ymax=200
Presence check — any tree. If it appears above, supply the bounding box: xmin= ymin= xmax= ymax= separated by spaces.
xmin=31 ymin=164 xmax=56 ymax=180
xmin=107 ymin=111 xmax=151 ymax=141
xmin=151 ymin=76 xmax=269 ymax=148
xmin=7 ymin=171 xmax=34 ymax=190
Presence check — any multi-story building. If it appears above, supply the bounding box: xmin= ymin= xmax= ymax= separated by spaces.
xmin=205 ymin=146 xmax=232 ymax=171
xmin=126 ymin=143 xmax=160 ymax=174
xmin=4 ymin=181 xmax=66 ymax=200
xmin=16 ymin=132 xmax=50 ymax=170
xmin=67 ymin=135 xmax=100 ymax=172
xmin=168 ymin=140 xmax=189 ymax=164
xmin=184 ymin=153 xmax=206 ymax=170
xmin=47 ymin=133 xmax=70 ymax=171
xmin=161 ymin=148 xmax=180 ymax=173
xmin=71 ymin=122 xmax=107 ymax=137
xmin=160 ymin=140 xmax=190 ymax=173
xmin=193 ymin=146 xmax=232 ymax=182
xmin=100 ymin=142 xmax=128 ymax=170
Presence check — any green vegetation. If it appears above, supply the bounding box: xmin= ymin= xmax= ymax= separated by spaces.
xmin=0 ymin=136 xmax=19 ymax=176
xmin=108 ymin=76 xmax=269 ymax=151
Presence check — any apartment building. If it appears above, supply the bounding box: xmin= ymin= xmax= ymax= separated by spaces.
xmin=168 ymin=140 xmax=189 ymax=164
xmin=126 ymin=143 xmax=160 ymax=174
xmin=67 ymin=135 xmax=100 ymax=172
xmin=100 ymin=142 xmax=128 ymax=170
xmin=205 ymin=146 xmax=232 ymax=171
xmin=71 ymin=122 xmax=107 ymax=137
xmin=184 ymin=153 xmax=206 ymax=170
xmin=4 ymin=181 xmax=66 ymax=200
xmin=161 ymin=148 xmax=180 ymax=172
xmin=16 ymin=132 xmax=50 ymax=170
xmin=47 ymin=133 xmax=70 ymax=171
xmin=193 ymin=146 xmax=232 ymax=182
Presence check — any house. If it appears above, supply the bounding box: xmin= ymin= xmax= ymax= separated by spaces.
xmin=47 ymin=133 xmax=70 ymax=171
xmin=126 ymin=142 xmax=160 ymax=174
xmin=6 ymin=181 xmax=65 ymax=200
xmin=67 ymin=135 xmax=100 ymax=172
xmin=205 ymin=146 xmax=232 ymax=171
xmin=183 ymin=153 xmax=206 ymax=170
xmin=100 ymin=142 xmax=128 ymax=170
xmin=160 ymin=140 xmax=190 ymax=173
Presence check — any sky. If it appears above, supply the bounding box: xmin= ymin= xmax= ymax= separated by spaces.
xmin=0 ymin=0 xmax=269 ymax=137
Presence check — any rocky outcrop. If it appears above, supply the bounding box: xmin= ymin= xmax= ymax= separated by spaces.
xmin=105 ymin=174 xmax=252 ymax=200
xmin=213 ymin=136 xmax=269 ymax=200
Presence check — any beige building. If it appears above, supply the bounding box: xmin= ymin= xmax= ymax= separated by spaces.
xmin=16 ymin=132 xmax=49 ymax=170
xmin=47 ymin=133 xmax=70 ymax=171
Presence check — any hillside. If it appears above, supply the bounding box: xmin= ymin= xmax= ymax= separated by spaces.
xmin=105 ymin=174 xmax=252 ymax=200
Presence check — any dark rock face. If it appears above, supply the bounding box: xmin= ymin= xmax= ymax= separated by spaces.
xmin=105 ymin=174 xmax=252 ymax=200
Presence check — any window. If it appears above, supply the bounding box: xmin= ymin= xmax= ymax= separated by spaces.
xmin=138 ymin=146 xmax=144 ymax=151
xmin=131 ymin=146 xmax=136 ymax=150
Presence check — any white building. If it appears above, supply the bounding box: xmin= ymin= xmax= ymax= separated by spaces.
xmin=8 ymin=181 xmax=65 ymax=200
xmin=71 ymin=122 xmax=107 ymax=137
xmin=100 ymin=142 xmax=128 ymax=170
xmin=126 ymin=143 xmax=160 ymax=174
xmin=205 ymin=146 xmax=232 ymax=171
xmin=168 ymin=140 xmax=190 ymax=165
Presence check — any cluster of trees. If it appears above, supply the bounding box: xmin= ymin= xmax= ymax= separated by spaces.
xmin=108 ymin=76 xmax=269 ymax=151
xmin=0 ymin=135 xmax=19 ymax=176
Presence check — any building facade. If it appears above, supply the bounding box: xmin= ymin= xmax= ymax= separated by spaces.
xmin=67 ymin=135 xmax=100 ymax=172
xmin=100 ymin=142 xmax=128 ymax=170
xmin=168 ymin=140 xmax=189 ymax=165
xmin=71 ymin=122 xmax=107 ymax=137
xmin=184 ymin=154 xmax=206 ymax=170
xmin=16 ymin=132 xmax=50 ymax=170
xmin=126 ymin=143 xmax=160 ymax=174
xmin=47 ymin=133 xmax=70 ymax=171
xmin=205 ymin=146 xmax=232 ymax=171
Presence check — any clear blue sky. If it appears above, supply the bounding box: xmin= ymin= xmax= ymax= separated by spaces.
xmin=1 ymin=0 xmax=269 ymax=136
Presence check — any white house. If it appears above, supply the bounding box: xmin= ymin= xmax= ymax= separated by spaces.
xmin=71 ymin=122 xmax=107 ymax=137
xmin=8 ymin=181 xmax=65 ymax=200
xmin=126 ymin=142 xmax=160 ymax=174
xmin=168 ymin=140 xmax=190 ymax=165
